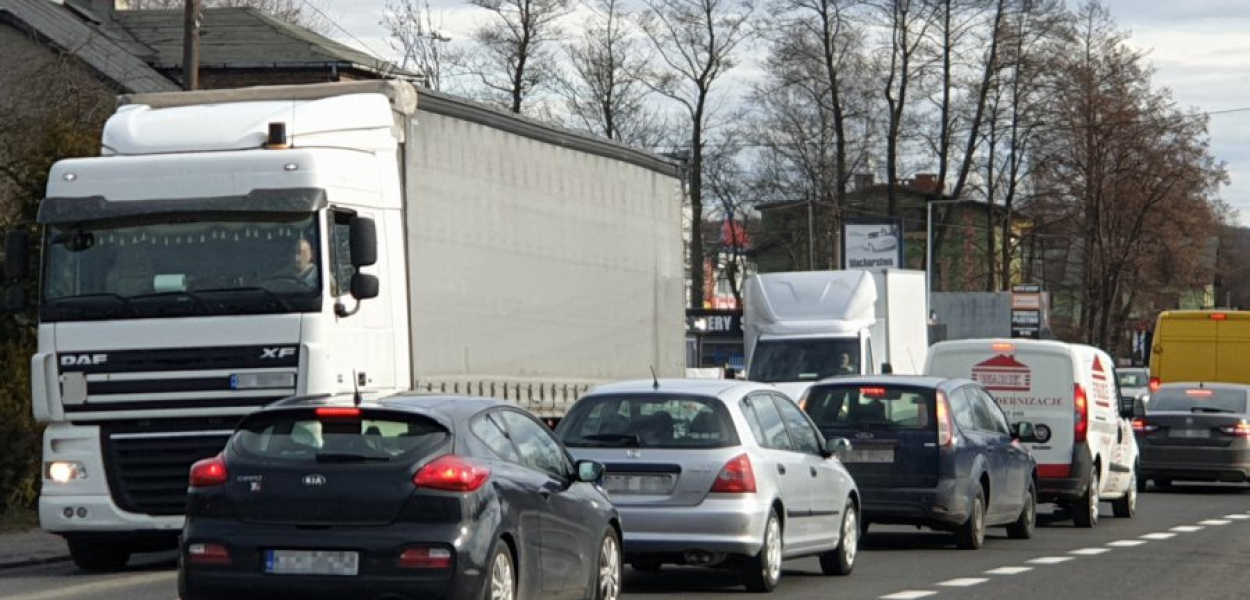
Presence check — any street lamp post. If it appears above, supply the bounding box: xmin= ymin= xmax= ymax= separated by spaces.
xmin=926 ymin=198 xmax=964 ymax=319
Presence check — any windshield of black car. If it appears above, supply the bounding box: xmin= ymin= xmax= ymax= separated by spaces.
xmin=556 ymin=394 xmax=739 ymax=448
xmin=233 ymin=410 xmax=448 ymax=462
xmin=803 ymin=384 xmax=936 ymax=430
xmin=42 ymin=213 xmax=320 ymax=321
xmin=1147 ymin=389 xmax=1248 ymax=414
xmin=749 ymin=338 xmax=860 ymax=382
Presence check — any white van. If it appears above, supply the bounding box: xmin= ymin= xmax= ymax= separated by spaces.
xmin=926 ymin=339 xmax=1138 ymax=527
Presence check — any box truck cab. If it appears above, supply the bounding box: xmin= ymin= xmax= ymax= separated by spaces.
xmin=926 ymin=339 xmax=1138 ymax=527
xmin=743 ymin=269 xmax=928 ymax=402
xmin=1149 ymin=310 xmax=1250 ymax=392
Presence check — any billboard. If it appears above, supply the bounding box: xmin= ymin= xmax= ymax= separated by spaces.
xmin=842 ymin=217 xmax=904 ymax=270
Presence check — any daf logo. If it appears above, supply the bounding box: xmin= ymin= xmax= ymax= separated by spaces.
xmin=302 ymin=474 xmax=327 ymax=486
xmin=60 ymin=354 xmax=107 ymax=366
xmin=261 ymin=347 xmax=297 ymax=359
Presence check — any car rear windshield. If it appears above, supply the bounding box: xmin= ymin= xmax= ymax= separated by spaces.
xmin=803 ymin=384 xmax=936 ymax=430
xmin=233 ymin=409 xmax=448 ymax=462
xmin=1118 ymin=370 xmax=1148 ymax=387
xmin=556 ymin=394 xmax=739 ymax=448
xmin=1148 ymin=389 xmax=1249 ymax=414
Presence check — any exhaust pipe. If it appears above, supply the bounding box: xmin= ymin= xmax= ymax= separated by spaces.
xmin=682 ymin=550 xmax=723 ymax=566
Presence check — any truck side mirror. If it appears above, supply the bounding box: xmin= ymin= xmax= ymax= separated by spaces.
xmin=350 ymin=273 xmax=379 ymax=300
xmin=349 ymin=217 xmax=377 ymax=267
xmin=5 ymin=228 xmax=28 ymax=280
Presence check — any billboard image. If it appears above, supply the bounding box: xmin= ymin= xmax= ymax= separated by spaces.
xmin=842 ymin=218 xmax=904 ymax=270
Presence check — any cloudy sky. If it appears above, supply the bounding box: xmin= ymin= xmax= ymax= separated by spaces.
xmin=324 ymin=0 xmax=1250 ymax=224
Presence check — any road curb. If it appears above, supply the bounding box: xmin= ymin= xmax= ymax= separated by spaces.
xmin=0 ymin=554 xmax=72 ymax=570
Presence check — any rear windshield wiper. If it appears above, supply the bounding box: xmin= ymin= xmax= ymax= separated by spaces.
xmin=576 ymin=433 xmax=642 ymax=447
xmin=1190 ymin=407 xmax=1235 ymax=414
xmin=315 ymin=452 xmax=392 ymax=462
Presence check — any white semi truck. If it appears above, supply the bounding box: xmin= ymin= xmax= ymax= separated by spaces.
xmin=7 ymin=81 xmax=685 ymax=570
xmin=742 ymin=269 xmax=928 ymax=400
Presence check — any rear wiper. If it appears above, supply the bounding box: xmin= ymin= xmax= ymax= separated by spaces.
xmin=1191 ymin=407 xmax=1234 ymax=414
xmin=579 ymin=433 xmax=642 ymax=447
xmin=315 ymin=452 xmax=392 ymax=462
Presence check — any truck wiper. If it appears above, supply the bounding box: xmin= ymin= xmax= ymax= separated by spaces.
xmin=194 ymin=287 xmax=292 ymax=311
xmin=578 ymin=433 xmax=642 ymax=447
xmin=48 ymin=293 xmax=136 ymax=317
xmin=315 ymin=452 xmax=392 ymax=463
xmin=128 ymin=290 xmax=216 ymax=315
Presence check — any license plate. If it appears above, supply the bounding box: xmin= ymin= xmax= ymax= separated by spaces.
xmin=1169 ymin=428 xmax=1210 ymax=439
xmin=264 ymin=549 xmax=359 ymax=576
xmin=841 ymin=449 xmax=895 ymax=463
xmin=603 ymin=473 xmax=675 ymax=494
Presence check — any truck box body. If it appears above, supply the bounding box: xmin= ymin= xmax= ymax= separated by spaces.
xmin=28 ymin=81 xmax=683 ymax=561
xmin=743 ymin=269 xmax=928 ymax=400
xmin=1149 ymin=310 xmax=1250 ymax=390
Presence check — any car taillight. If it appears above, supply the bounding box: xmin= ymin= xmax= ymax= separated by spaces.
xmin=398 ymin=547 xmax=453 ymax=569
xmin=936 ymin=391 xmax=954 ymax=447
xmin=710 ymin=453 xmax=757 ymax=494
xmin=1132 ymin=418 xmax=1158 ymax=434
xmin=187 ymin=542 xmax=231 ymax=565
xmin=414 ymin=455 xmax=490 ymax=492
xmin=1149 ymin=377 xmax=1161 ymax=392
xmin=189 ymin=456 xmax=228 ymax=488
xmin=1074 ymin=384 xmax=1089 ymax=444
xmin=1219 ymin=421 xmax=1250 ymax=439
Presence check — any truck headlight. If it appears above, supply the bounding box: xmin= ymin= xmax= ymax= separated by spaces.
xmin=231 ymin=372 xmax=296 ymax=390
xmin=46 ymin=461 xmax=87 ymax=483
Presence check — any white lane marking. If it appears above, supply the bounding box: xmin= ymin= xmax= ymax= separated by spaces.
xmin=1200 ymin=519 xmax=1231 ymax=526
xmin=1028 ymin=556 xmax=1075 ymax=564
xmin=1224 ymin=514 xmax=1250 ymax=520
xmin=1108 ymin=540 xmax=1148 ymax=547
xmin=938 ymin=578 xmax=990 ymax=587
xmin=1070 ymin=547 xmax=1111 ymax=555
xmin=986 ymin=566 xmax=1033 ymax=575
xmin=1171 ymin=525 xmax=1204 ymax=532
xmin=6 ymin=572 xmax=174 ymax=600
xmin=1142 ymin=533 xmax=1177 ymax=540
xmin=881 ymin=592 xmax=937 ymax=600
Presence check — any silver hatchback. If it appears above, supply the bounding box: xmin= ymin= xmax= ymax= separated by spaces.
xmin=555 ymin=379 xmax=860 ymax=593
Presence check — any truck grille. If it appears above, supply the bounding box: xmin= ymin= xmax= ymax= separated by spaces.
xmin=102 ymin=425 xmax=233 ymax=516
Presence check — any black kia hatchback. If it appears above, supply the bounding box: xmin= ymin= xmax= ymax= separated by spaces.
xmin=179 ymin=394 xmax=622 ymax=600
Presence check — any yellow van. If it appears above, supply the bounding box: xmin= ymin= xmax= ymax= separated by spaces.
xmin=1149 ymin=310 xmax=1250 ymax=390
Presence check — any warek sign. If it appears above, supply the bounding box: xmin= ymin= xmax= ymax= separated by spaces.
xmin=971 ymin=354 xmax=1032 ymax=392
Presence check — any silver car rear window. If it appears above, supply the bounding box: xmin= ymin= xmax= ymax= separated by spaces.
xmin=804 ymin=385 xmax=936 ymax=430
xmin=557 ymin=394 xmax=739 ymax=448
xmin=1148 ymin=389 xmax=1248 ymax=414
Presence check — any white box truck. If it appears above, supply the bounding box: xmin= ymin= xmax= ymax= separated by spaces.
xmin=742 ymin=269 xmax=928 ymax=400
xmin=6 ymin=81 xmax=685 ymax=570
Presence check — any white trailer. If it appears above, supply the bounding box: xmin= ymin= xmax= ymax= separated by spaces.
xmin=743 ymin=269 xmax=928 ymax=400
xmin=15 ymin=81 xmax=684 ymax=570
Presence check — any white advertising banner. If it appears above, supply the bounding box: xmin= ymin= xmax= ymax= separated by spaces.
xmin=842 ymin=218 xmax=904 ymax=270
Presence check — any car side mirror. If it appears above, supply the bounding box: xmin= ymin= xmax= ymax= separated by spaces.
xmin=348 ymin=217 xmax=377 ymax=267
xmin=826 ymin=437 xmax=852 ymax=458
xmin=576 ymin=460 xmax=605 ymax=484
xmin=350 ymin=273 xmax=379 ymax=300
xmin=1013 ymin=421 xmax=1040 ymax=443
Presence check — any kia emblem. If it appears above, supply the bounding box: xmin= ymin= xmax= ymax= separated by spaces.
xmin=302 ymin=474 xmax=326 ymax=486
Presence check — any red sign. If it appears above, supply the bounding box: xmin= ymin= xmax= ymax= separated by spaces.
xmin=971 ymin=354 xmax=1032 ymax=392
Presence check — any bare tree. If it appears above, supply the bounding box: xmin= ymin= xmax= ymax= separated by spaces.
xmin=558 ymin=0 xmax=667 ymax=147
xmin=127 ymin=0 xmax=331 ymax=33
xmin=638 ymin=0 xmax=753 ymax=309
xmin=466 ymin=0 xmax=575 ymax=114
xmin=383 ymin=0 xmax=456 ymax=90
xmin=874 ymin=0 xmax=936 ymax=216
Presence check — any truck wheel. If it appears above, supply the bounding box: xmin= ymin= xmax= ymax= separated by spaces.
xmin=954 ymin=487 xmax=986 ymax=550
xmin=1074 ymin=469 xmax=1100 ymax=528
xmin=1006 ymin=480 xmax=1036 ymax=539
xmin=68 ymin=536 xmax=131 ymax=572
xmin=819 ymin=499 xmax=857 ymax=575
xmin=1113 ymin=472 xmax=1137 ymax=518
xmin=743 ymin=510 xmax=782 ymax=592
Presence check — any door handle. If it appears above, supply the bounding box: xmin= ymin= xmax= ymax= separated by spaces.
xmin=777 ymin=464 xmax=787 ymax=475
xmin=540 ymin=490 xmax=552 ymax=501
xmin=810 ymin=466 xmax=818 ymax=477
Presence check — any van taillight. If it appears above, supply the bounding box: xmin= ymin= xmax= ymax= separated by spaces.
xmin=710 ymin=454 xmax=756 ymax=493
xmin=1210 ymin=313 xmax=1228 ymax=321
xmin=1149 ymin=377 xmax=1161 ymax=392
xmin=1074 ymin=384 xmax=1089 ymax=444
xmin=936 ymin=391 xmax=954 ymax=447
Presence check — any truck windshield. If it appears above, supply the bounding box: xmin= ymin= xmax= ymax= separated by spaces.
xmin=41 ymin=214 xmax=321 ymax=321
xmin=748 ymin=339 xmax=860 ymax=382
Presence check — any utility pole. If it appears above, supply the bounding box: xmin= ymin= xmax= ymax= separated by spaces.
xmin=182 ymin=0 xmax=202 ymax=90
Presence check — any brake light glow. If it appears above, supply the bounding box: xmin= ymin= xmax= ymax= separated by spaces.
xmin=991 ymin=342 xmax=1015 ymax=353
xmin=189 ymin=456 xmax=228 ymax=488
xmin=1149 ymin=377 xmax=1161 ymax=392
xmin=1074 ymin=384 xmax=1089 ymax=444
xmin=187 ymin=542 xmax=231 ymax=565
xmin=1132 ymin=418 xmax=1158 ymax=434
xmin=414 ymin=455 xmax=490 ymax=492
xmin=710 ymin=453 xmax=757 ymax=494
xmin=860 ymin=387 xmax=887 ymax=398
xmin=936 ymin=391 xmax=955 ymax=447
xmin=1186 ymin=389 xmax=1214 ymax=397
xmin=398 ymin=547 xmax=453 ymax=569
xmin=1219 ymin=421 xmax=1250 ymax=439
xmin=316 ymin=407 xmax=361 ymax=417
xmin=1210 ymin=313 xmax=1228 ymax=321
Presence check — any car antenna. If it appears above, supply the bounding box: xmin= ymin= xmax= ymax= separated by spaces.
xmin=352 ymin=370 xmax=362 ymax=406
xmin=649 ymin=365 xmax=659 ymax=390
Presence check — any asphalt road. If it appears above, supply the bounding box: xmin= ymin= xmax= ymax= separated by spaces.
xmin=3 ymin=483 xmax=1248 ymax=600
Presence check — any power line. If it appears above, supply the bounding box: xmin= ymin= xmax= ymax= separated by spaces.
xmin=297 ymin=0 xmax=390 ymax=65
